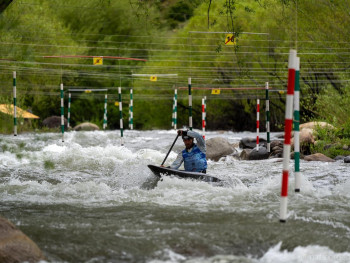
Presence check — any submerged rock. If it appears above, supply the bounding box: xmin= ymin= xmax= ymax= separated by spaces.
xmin=74 ymin=122 xmax=100 ymax=131
xmin=0 ymin=216 xmax=45 ymax=262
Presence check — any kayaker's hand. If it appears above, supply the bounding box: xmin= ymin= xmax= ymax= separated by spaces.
xmin=177 ymin=130 xmax=182 ymax=136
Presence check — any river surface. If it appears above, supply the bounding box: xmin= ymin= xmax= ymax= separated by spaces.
xmin=0 ymin=130 xmax=349 ymax=263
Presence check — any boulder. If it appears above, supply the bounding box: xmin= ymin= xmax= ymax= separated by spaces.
xmin=304 ymin=153 xmax=335 ymax=162
xmin=42 ymin=116 xmax=67 ymax=129
xmin=206 ymin=137 xmax=237 ymax=161
xmin=270 ymin=140 xmax=283 ymax=149
xmin=73 ymin=122 xmax=100 ymax=131
xmin=300 ymin=121 xmax=334 ymax=130
xmin=334 ymin=155 xmax=345 ymax=161
xmin=240 ymin=148 xmax=252 ymax=160
xmin=248 ymin=147 xmax=269 ymax=160
xmin=267 ymin=140 xmax=283 ymax=158
xmin=239 ymin=137 xmax=266 ymax=149
xmin=0 ymin=216 xmax=45 ymax=262
xmin=299 ymin=128 xmax=315 ymax=144
xmin=291 ymin=128 xmax=315 ymax=146
xmin=344 ymin=156 xmax=350 ymax=163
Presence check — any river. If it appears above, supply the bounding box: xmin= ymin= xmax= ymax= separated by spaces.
xmin=0 ymin=130 xmax=349 ymax=262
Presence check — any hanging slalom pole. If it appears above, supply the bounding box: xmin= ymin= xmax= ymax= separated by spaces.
xmin=118 ymin=87 xmax=124 ymax=146
xmin=103 ymin=94 xmax=108 ymax=130
xmin=188 ymin=77 xmax=192 ymax=131
xmin=13 ymin=71 xmax=17 ymax=136
xmin=174 ymin=89 xmax=177 ymax=130
xmin=280 ymin=49 xmax=297 ymax=223
xmin=202 ymin=98 xmax=205 ymax=139
xmin=256 ymin=99 xmax=260 ymax=150
xmin=171 ymin=95 xmax=175 ymax=128
xmin=204 ymin=96 xmax=207 ymax=128
xmin=265 ymin=82 xmax=270 ymax=152
xmin=294 ymin=57 xmax=301 ymax=192
xmin=129 ymin=88 xmax=133 ymax=130
xmin=60 ymin=83 xmax=65 ymax=142
xmin=67 ymin=93 xmax=71 ymax=129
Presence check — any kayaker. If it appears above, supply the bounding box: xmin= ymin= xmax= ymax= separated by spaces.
xmin=169 ymin=130 xmax=207 ymax=173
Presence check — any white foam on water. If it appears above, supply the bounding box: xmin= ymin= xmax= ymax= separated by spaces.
xmin=259 ymin=242 xmax=350 ymax=263
xmin=333 ymin=178 xmax=350 ymax=198
xmin=149 ymin=242 xmax=350 ymax=263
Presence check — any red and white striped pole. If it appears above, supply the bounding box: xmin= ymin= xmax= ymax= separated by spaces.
xmin=256 ymin=99 xmax=260 ymax=150
xmin=204 ymin=96 xmax=207 ymax=128
xmin=202 ymin=97 xmax=205 ymax=139
xmin=265 ymin=82 xmax=270 ymax=152
xmin=280 ymin=49 xmax=297 ymax=223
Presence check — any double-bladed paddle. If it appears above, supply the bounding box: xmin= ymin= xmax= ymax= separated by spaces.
xmin=161 ymin=134 xmax=179 ymax=166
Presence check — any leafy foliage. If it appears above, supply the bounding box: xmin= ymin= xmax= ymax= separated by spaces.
xmin=0 ymin=0 xmax=350 ymax=135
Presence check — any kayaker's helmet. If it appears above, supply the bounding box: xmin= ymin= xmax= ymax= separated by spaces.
xmin=182 ymin=134 xmax=193 ymax=140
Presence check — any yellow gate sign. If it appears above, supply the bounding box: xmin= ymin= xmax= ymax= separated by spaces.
xmin=150 ymin=75 xmax=157 ymax=81
xmin=93 ymin=57 xmax=103 ymax=65
xmin=225 ymin=34 xmax=236 ymax=45
xmin=211 ymin=89 xmax=221 ymax=95
xmin=114 ymin=101 xmax=119 ymax=106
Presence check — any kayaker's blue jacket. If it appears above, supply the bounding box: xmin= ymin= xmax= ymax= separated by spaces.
xmin=170 ymin=130 xmax=207 ymax=172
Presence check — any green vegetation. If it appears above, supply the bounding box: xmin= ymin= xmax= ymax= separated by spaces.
xmin=0 ymin=0 xmax=349 ymax=143
xmin=312 ymin=127 xmax=350 ymax=158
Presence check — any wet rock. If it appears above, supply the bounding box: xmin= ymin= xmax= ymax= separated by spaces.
xmin=0 ymin=216 xmax=45 ymax=263
xmin=334 ymin=155 xmax=345 ymax=161
xmin=248 ymin=147 xmax=269 ymax=160
xmin=73 ymin=122 xmax=100 ymax=131
xmin=42 ymin=116 xmax=67 ymax=129
xmin=239 ymin=137 xmax=266 ymax=149
xmin=270 ymin=140 xmax=283 ymax=149
xmin=344 ymin=156 xmax=350 ymax=163
xmin=239 ymin=148 xmax=252 ymax=160
xmin=206 ymin=137 xmax=237 ymax=161
xmin=304 ymin=153 xmax=335 ymax=162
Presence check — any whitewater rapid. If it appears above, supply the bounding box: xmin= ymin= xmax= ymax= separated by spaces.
xmin=0 ymin=130 xmax=349 ymax=262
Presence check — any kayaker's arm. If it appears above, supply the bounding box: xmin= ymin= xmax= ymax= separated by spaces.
xmin=170 ymin=152 xmax=183 ymax=169
xmin=187 ymin=130 xmax=206 ymax=153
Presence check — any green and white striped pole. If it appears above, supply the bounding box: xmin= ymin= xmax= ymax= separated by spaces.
xmin=265 ymin=82 xmax=270 ymax=152
xmin=188 ymin=77 xmax=192 ymax=130
xmin=60 ymin=83 xmax=64 ymax=142
xmin=171 ymin=96 xmax=175 ymax=128
xmin=174 ymin=88 xmax=177 ymax=130
xmin=294 ymin=57 xmax=301 ymax=192
xmin=13 ymin=71 xmax=17 ymax=136
xmin=118 ymin=87 xmax=124 ymax=145
xmin=67 ymin=93 xmax=71 ymax=129
xmin=103 ymin=94 xmax=107 ymax=129
xmin=129 ymin=88 xmax=133 ymax=130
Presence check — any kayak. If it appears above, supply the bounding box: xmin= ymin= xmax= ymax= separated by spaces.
xmin=147 ymin=164 xmax=222 ymax=183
